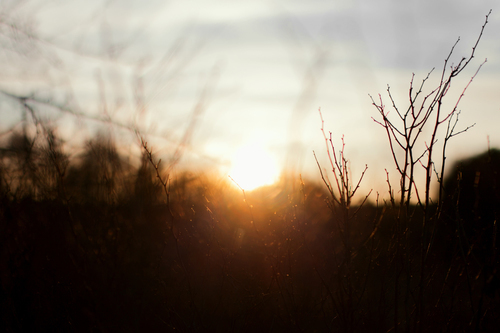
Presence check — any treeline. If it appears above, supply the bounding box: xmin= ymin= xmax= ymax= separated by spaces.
xmin=1 ymin=128 xmax=499 ymax=332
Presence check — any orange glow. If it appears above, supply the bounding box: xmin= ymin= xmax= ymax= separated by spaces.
xmin=228 ymin=143 xmax=280 ymax=191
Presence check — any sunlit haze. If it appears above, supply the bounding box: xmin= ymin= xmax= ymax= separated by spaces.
xmin=228 ymin=143 xmax=280 ymax=191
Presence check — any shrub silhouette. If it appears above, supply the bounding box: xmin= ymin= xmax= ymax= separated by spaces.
xmin=442 ymin=149 xmax=500 ymax=297
xmin=444 ymin=149 xmax=500 ymax=232
xmin=65 ymin=134 xmax=131 ymax=204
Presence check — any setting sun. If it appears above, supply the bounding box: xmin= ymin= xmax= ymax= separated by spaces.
xmin=228 ymin=143 xmax=280 ymax=191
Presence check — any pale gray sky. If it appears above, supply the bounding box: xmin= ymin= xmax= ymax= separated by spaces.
xmin=1 ymin=0 xmax=499 ymax=197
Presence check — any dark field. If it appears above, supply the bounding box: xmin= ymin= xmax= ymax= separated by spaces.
xmin=1 ymin=131 xmax=499 ymax=332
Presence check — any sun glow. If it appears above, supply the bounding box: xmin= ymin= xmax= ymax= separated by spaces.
xmin=228 ymin=144 xmax=280 ymax=191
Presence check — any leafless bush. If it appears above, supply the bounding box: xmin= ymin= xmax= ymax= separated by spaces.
xmin=368 ymin=10 xmax=491 ymax=332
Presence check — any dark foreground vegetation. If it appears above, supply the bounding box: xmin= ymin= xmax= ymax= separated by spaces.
xmin=0 ymin=128 xmax=499 ymax=332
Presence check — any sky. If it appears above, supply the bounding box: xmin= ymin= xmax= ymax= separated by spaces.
xmin=0 ymin=0 xmax=499 ymax=198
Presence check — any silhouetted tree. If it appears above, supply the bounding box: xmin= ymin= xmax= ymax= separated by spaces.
xmin=65 ymin=134 xmax=130 ymax=204
xmin=444 ymin=149 xmax=500 ymax=285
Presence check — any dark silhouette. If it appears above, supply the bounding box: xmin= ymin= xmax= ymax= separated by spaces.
xmin=2 ymin=125 xmax=500 ymax=331
xmin=443 ymin=149 xmax=500 ymax=233
xmin=442 ymin=149 xmax=500 ymax=300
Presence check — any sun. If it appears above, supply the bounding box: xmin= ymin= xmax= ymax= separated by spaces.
xmin=228 ymin=143 xmax=280 ymax=191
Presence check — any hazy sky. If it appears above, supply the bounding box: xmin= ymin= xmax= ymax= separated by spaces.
xmin=1 ymin=0 xmax=499 ymax=197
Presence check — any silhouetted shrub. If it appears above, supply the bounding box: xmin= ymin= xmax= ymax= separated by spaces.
xmin=65 ymin=134 xmax=131 ymax=204
xmin=444 ymin=149 xmax=500 ymax=234
xmin=442 ymin=149 xmax=500 ymax=297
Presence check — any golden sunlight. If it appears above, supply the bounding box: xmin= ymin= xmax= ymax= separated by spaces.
xmin=228 ymin=143 xmax=280 ymax=191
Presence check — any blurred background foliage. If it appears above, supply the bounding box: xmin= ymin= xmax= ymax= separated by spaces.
xmin=1 ymin=122 xmax=499 ymax=331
